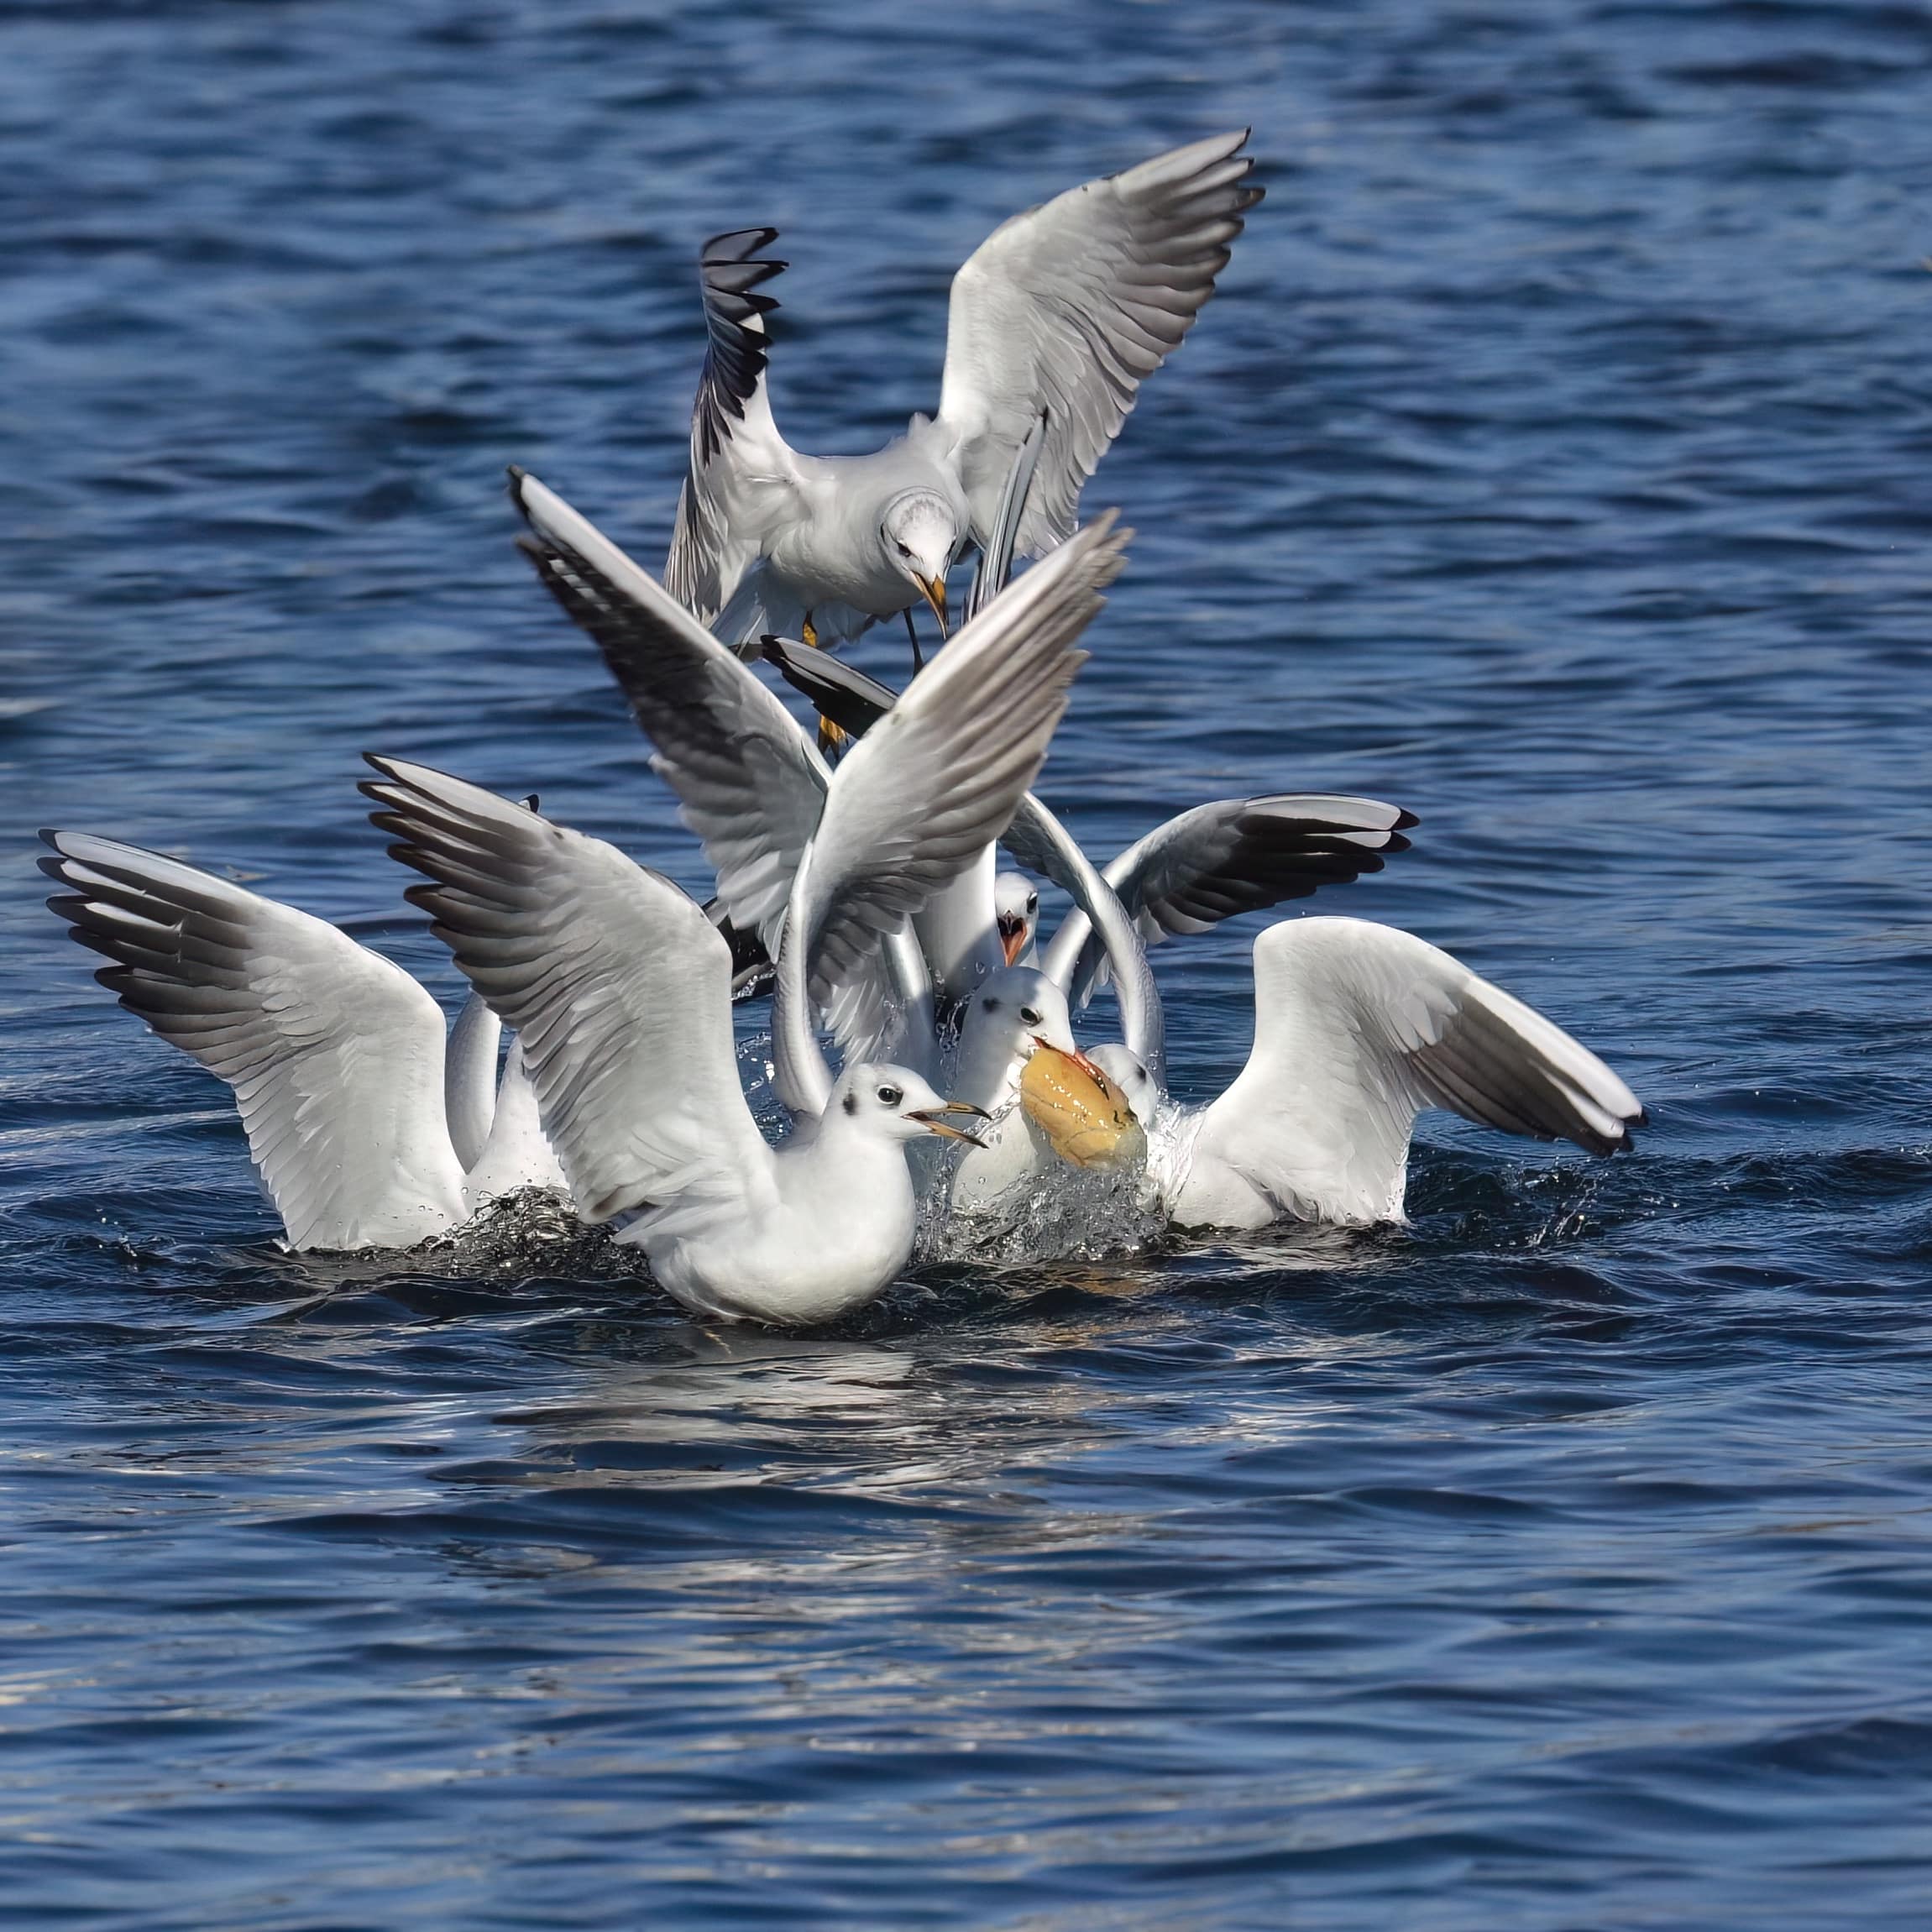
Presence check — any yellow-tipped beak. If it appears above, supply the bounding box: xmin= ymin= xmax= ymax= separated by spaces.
xmin=1018 ymin=1040 xmax=1146 ymax=1172
xmin=909 ymin=1100 xmax=991 ymax=1148
xmin=919 ymin=575 xmax=950 ymax=637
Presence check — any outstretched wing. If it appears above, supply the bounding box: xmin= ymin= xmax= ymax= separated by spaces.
xmin=1182 ymin=919 xmax=1643 ymax=1228
xmin=512 ymin=468 xmax=828 ymax=965
xmin=1044 ymin=793 xmax=1418 ymax=1007
xmin=40 ymin=832 xmax=466 ymax=1250
xmin=798 ymin=516 xmax=1128 ymax=1009
xmin=937 ymin=132 xmax=1259 ymax=557
xmin=664 ymin=228 xmax=804 ymax=627
xmin=363 ymin=759 xmax=778 ymax=1229
xmin=769 ymin=516 xmax=1130 ymax=1112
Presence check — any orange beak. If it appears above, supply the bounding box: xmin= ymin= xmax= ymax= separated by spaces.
xmin=908 ymin=1100 xmax=991 ymax=1148
xmin=997 ymin=914 xmax=1029 ymax=966
xmin=919 ymin=575 xmax=950 ymax=638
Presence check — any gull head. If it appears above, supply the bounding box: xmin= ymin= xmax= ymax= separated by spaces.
xmin=992 ymin=871 xmax=1039 ymax=966
xmin=835 ymin=1063 xmax=990 ymax=1148
xmin=880 ymin=490 xmax=958 ymax=636
xmin=951 ymin=968 xmax=1078 ymax=1113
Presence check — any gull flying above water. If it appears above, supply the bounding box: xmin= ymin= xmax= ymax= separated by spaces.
xmin=664 ymin=131 xmax=1260 ymax=657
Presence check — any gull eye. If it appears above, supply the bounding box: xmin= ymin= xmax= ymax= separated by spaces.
xmin=1027 ymin=895 xmax=1037 ymax=913
xmin=896 ymin=541 xmax=912 ymax=558
xmin=1019 ymin=1005 xmax=1042 ymax=1026
xmin=876 ymin=1083 xmax=903 ymax=1107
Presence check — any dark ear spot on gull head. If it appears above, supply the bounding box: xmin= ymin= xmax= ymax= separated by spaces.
xmin=842 ymin=1092 xmax=858 ymax=1117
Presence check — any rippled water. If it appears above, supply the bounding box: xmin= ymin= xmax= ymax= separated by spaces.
xmin=5 ymin=2 xmax=1932 ymax=1924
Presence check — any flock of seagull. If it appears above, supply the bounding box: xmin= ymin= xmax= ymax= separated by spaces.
xmin=43 ymin=131 xmax=1645 ymax=1326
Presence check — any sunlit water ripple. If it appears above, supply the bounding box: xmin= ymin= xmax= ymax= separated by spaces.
xmin=3 ymin=1 xmax=1931 ymax=1925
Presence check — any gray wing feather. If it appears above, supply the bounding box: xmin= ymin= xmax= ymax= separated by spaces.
xmin=938 ymin=132 xmax=1260 ymax=556
xmin=40 ymin=832 xmax=466 ymax=1250
xmin=793 ymin=515 xmax=1128 ymax=1016
xmin=513 ymin=469 xmax=828 ymax=965
xmin=363 ymin=759 xmax=778 ymax=1228
xmin=1045 ymin=793 xmax=1416 ymax=1007
xmin=665 ymin=229 xmax=802 ymax=626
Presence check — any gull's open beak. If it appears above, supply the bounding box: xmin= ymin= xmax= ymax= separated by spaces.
xmin=919 ymin=575 xmax=950 ymax=638
xmin=997 ymin=913 xmax=1028 ymax=966
xmin=1018 ymin=1040 xmax=1147 ymax=1172
xmin=909 ymin=1100 xmax=991 ymax=1148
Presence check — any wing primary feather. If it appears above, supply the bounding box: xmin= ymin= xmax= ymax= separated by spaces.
xmin=360 ymin=756 xmax=780 ymax=1227
xmin=690 ymin=228 xmax=787 ymax=467
xmin=39 ymin=829 xmax=466 ymax=1249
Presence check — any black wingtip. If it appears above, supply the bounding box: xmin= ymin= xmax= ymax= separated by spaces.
xmin=1394 ymin=808 xmax=1421 ymax=831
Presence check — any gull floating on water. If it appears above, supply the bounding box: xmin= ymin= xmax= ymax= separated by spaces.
xmin=1087 ymin=919 xmax=1644 ymax=1228
xmin=39 ymin=833 xmax=564 ymax=1249
xmin=663 ymin=132 xmax=1259 ymax=656
xmin=362 ymin=762 xmax=989 ymax=1325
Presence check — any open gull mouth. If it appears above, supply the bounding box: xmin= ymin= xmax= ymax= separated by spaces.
xmin=997 ymin=913 xmax=1028 ymax=965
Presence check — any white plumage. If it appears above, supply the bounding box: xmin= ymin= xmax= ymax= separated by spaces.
xmin=662 ymin=133 xmax=1259 ymax=652
xmin=362 ymin=762 xmax=988 ymax=1326
xmin=39 ymin=832 xmax=563 ymax=1249
xmin=1090 ymin=918 xmax=1644 ymax=1229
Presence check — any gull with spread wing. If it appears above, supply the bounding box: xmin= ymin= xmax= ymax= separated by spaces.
xmin=664 ymin=133 xmax=1259 ymax=657
xmin=39 ymin=833 xmax=564 ymax=1250
xmin=1087 ymin=919 xmax=1642 ymax=1228
xmin=362 ymin=762 xmax=991 ymax=1325
xmin=508 ymin=468 xmax=1129 ymax=1069
xmin=360 ymin=503 xmax=1124 ymax=1320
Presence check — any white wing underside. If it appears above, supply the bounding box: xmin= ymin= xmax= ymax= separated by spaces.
xmin=42 ymin=833 xmax=467 ymax=1251
xmin=1179 ymin=919 xmax=1642 ymax=1228
xmin=665 ymin=228 xmax=807 ymax=627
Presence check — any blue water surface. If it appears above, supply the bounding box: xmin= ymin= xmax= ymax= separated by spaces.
xmin=3 ymin=1 xmax=1932 ymax=1925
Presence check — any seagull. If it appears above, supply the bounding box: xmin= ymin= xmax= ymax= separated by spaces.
xmin=741 ymin=638 xmax=1626 ymax=1223
xmin=506 ymin=468 xmax=1130 ymax=1072
xmin=362 ymin=762 xmax=992 ymax=1326
xmin=39 ymin=832 xmax=565 ymax=1250
xmin=756 ymin=634 xmax=1417 ymax=1070
xmin=1086 ymin=917 xmax=1643 ymax=1228
xmin=359 ymin=491 xmax=1121 ymax=1319
xmin=993 ymin=872 xmax=1039 ymax=967
xmin=946 ymin=966 xmax=1144 ymax=1210
xmin=663 ymin=132 xmax=1260 ymax=659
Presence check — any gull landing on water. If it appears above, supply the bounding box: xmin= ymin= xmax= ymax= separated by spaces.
xmin=663 ymin=132 xmax=1260 ymax=661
